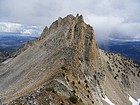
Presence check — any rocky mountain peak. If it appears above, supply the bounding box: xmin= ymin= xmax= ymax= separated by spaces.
xmin=0 ymin=14 xmax=140 ymax=105
xmin=38 ymin=14 xmax=100 ymax=68
xmin=39 ymin=14 xmax=84 ymax=41
xmin=48 ymin=14 xmax=84 ymax=32
xmin=0 ymin=14 xmax=104 ymax=104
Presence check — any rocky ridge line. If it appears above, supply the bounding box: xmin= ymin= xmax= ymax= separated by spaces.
xmin=0 ymin=14 xmax=139 ymax=105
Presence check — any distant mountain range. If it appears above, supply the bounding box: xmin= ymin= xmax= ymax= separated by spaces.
xmin=98 ymin=38 xmax=140 ymax=64
xmin=0 ymin=34 xmax=36 ymax=52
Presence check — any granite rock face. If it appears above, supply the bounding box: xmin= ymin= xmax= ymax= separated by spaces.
xmin=0 ymin=14 xmax=140 ymax=105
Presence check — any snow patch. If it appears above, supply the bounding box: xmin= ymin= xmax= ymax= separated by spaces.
xmin=102 ymin=95 xmax=115 ymax=105
xmin=128 ymin=94 xmax=140 ymax=105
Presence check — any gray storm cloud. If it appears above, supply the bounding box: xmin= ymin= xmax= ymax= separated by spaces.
xmin=0 ymin=0 xmax=140 ymax=41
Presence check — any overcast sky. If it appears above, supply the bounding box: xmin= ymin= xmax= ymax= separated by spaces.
xmin=0 ymin=0 xmax=140 ymax=41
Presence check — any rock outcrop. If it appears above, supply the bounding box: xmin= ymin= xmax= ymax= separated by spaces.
xmin=0 ymin=14 xmax=139 ymax=105
xmin=0 ymin=52 xmax=13 ymax=63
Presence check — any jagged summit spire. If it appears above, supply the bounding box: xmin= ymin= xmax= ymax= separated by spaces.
xmin=39 ymin=14 xmax=85 ymax=40
xmin=39 ymin=14 xmax=98 ymax=64
xmin=39 ymin=14 xmax=99 ymax=67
